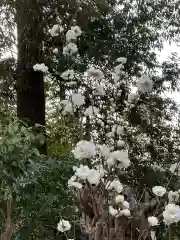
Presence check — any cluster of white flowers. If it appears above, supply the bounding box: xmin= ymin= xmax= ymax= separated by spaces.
xmin=107 ymin=150 xmax=130 ymax=169
xmin=71 ymin=93 xmax=85 ymax=107
xmin=148 ymin=216 xmax=159 ymax=226
xmin=84 ymin=106 xmax=99 ymax=116
xmin=73 ymin=140 xmax=96 ymax=160
xmin=33 ymin=63 xmax=48 ymax=73
xmin=106 ymin=179 xmax=123 ymax=193
xmin=63 ymin=25 xmax=82 ymax=56
xmin=49 ymin=23 xmax=64 ymax=37
xmin=87 ymin=67 xmax=104 ymax=80
xmin=61 ymin=69 xmax=75 ymax=80
xmin=163 ymin=204 xmax=180 ymax=225
xmin=152 ymin=186 xmax=166 ymax=197
xmin=57 ymin=219 xmax=71 ymax=232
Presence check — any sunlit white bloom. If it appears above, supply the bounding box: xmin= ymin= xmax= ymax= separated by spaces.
xmin=117 ymin=140 xmax=125 ymax=148
xmin=71 ymin=26 xmax=82 ymax=37
xmin=68 ymin=179 xmax=82 ymax=189
xmin=66 ymin=29 xmax=77 ymax=42
xmin=99 ymin=144 xmax=110 ymax=158
xmin=152 ymin=186 xmax=166 ymax=197
xmin=168 ymin=191 xmax=179 ymax=203
xmin=49 ymin=24 xmax=64 ymax=37
xmin=71 ymin=93 xmax=85 ymax=106
xmin=57 ymin=219 xmax=71 ymax=232
xmin=113 ymin=180 xmax=123 ymax=193
xmin=75 ymin=165 xmax=90 ymax=180
xmin=84 ymin=106 xmax=99 ymax=116
xmin=87 ymin=67 xmax=104 ymax=80
xmin=116 ymin=57 xmax=127 ymax=64
xmin=119 ymin=209 xmax=131 ymax=217
xmin=137 ymin=75 xmax=153 ymax=93
xmin=53 ymin=48 xmax=58 ymax=54
xmin=107 ymin=150 xmax=130 ymax=169
xmin=95 ymin=164 xmax=106 ymax=177
xmin=94 ymin=85 xmax=105 ymax=96
xmin=170 ymin=163 xmax=180 ymax=176
xmin=148 ymin=216 xmax=159 ymax=226
xmin=109 ymin=206 xmax=118 ymax=217
xmin=33 ymin=63 xmax=48 ymax=73
xmin=87 ymin=169 xmax=101 ymax=185
xmin=60 ymin=100 xmax=73 ymax=115
xmin=61 ymin=69 xmax=75 ymax=80
xmin=73 ymin=140 xmax=96 ymax=160
xmin=63 ymin=42 xmax=78 ymax=55
xmin=115 ymin=195 xmax=124 ymax=204
xmin=163 ymin=204 xmax=180 ymax=225
xmin=123 ymin=201 xmax=130 ymax=209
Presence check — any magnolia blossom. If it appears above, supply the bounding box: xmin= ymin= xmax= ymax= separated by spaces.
xmin=163 ymin=204 xmax=180 ymax=225
xmin=168 ymin=191 xmax=179 ymax=203
xmin=137 ymin=75 xmax=153 ymax=93
xmin=33 ymin=63 xmax=48 ymax=73
xmin=71 ymin=26 xmax=82 ymax=37
xmin=115 ymin=195 xmax=124 ymax=204
xmin=123 ymin=201 xmax=130 ymax=209
xmin=107 ymin=150 xmax=130 ymax=169
xmin=152 ymin=186 xmax=166 ymax=197
xmin=66 ymin=29 xmax=77 ymax=42
xmin=68 ymin=179 xmax=82 ymax=189
xmin=87 ymin=67 xmax=104 ymax=80
xmin=148 ymin=216 xmax=159 ymax=226
xmin=75 ymin=165 xmax=90 ymax=180
xmin=71 ymin=93 xmax=85 ymax=107
xmin=117 ymin=140 xmax=125 ymax=148
xmin=57 ymin=219 xmax=71 ymax=232
xmin=106 ymin=179 xmax=123 ymax=193
xmin=49 ymin=24 xmax=64 ymax=37
xmin=73 ymin=140 xmax=96 ymax=160
xmin=119 ymin=209 xmax=131 ymax=217
xmin=61 ymin=69 xmax=75 ymax=80
xmin=116 ymin=57 xmax=127 ymax=64
xmin=60 ymin=100 xmax=73 ymax=115
xmin=63 ymin=42 xmax=78 ymax=55
xmin=84 ymin=106 xmax=99 ymax=116
xmin=109 ymin=206 xmax=118 ymax=217
xmin=170 ymin=163 xmax=180 ymax=176
xmin=87 ymin=169 xmax=101 ymax=185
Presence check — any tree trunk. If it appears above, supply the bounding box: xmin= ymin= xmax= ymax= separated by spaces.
xmin=15 ymin=0 xmax=46 ymax=153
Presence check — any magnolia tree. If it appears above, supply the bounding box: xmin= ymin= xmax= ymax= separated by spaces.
xmin=34 ymin=20 xmax=180 ymax=240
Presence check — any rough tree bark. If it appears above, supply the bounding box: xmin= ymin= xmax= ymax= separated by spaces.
xmin=15 ymin=0 xmax=46 ymax=153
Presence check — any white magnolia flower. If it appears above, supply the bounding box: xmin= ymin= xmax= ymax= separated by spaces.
xmin=115 ymin=195 xmax=124 ymax=204
xmin=148 ymin=216 xmax=159 ymax=226
xmin=49 ymin=24 xmax=64 ymax=37
xmin=87 ymin=67 xmax=104 ymax=80
xmin=116 ymin=57 xmax=127 ymax=64
xmin=75 ymin=165 xmax=90 ymax=180
xmin=170 ymin=163 xmax=180 ymax=176
xmin=113 ymin=180 xmax=123 ymax=193
xmin=71 ymin=93 xmax=85 ymax=107
xmin=68 ymin=179 xmax=82 ymax=189
xmin=57 ymin=219 xmax=71 ymax=232
xmin=117 ymin=140 xmax=125 ymax=148
xmin=152 ymin=186 xmax=166 ymax=197
xmin=163 ymin=204 xmax=180 ymax=225
xmin=53 ymin=48 xmax=58 ymax=54
xmin=119 ymin=209 xmax=131 ymax=217
xmin=168 ymin=191 xmax=179 ymax=203
xmin=109 ymin=206 xmax=118 ymax=217
xmin=71 ymin=26 xmax=82 ymax=37
xmin=63 ymin=42 xmax=78 ymax=55
xmin=61 ymin=69 xmax=75 ymax=80
xmin=60 ymin=100 xmax=73 ymax=115
xmin=137 ymin=75 xmax=153 ymax=93
xmin=123 ymin=201 xmax=130 ymax=209
xmin=73 ymin=140 xmax=96 ymax=160
xmin=84 ymin=106 xmax=99 ymax=116
xmin=66 ymin=29 xmax=77 ymax=42
xmin=107 ymin=150 xmax=130 ymax=169
xmin=87 ymin=169 xmax=101 ymax=185
xmin=33 ymin=63 xmax=48 ymax=73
